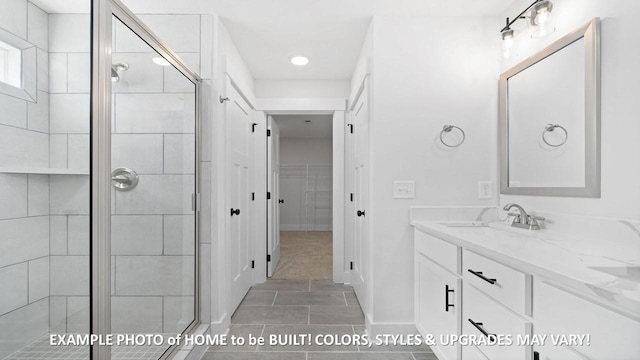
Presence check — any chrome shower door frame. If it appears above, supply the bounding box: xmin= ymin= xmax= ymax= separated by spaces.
xmin=91 ymin=1 xmax=202 ymax=359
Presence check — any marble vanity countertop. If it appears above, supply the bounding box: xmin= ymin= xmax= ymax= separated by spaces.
xmin=411 ymin=219 xmax=640 ymax=318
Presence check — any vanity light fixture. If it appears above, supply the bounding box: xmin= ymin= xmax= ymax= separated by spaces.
xmin=152 ymin=57 xmax=171 ymax=66
xmin=290 ymin=55 xmax=309 ymax=66
xmin=500 ymin=0 xmax=555 ymax=48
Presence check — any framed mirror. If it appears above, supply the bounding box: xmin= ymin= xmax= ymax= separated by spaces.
xmin=500 ymin=18 xmax=600 ymax=197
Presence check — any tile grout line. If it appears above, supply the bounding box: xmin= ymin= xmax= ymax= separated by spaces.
xmin=271 ymin=291 xmax=278 ymax=306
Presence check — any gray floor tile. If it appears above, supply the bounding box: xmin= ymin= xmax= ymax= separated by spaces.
xmin=310 ymin=280 xmax=354 ymax=292
xmin=361 ymin=343 xmax=432 ymax=353
xmin=344 ymin=292 xmax=360 ymax=307
xmin=411 ymin=352 xmax=439 ymax=360
xmin=307 ymin=352 xmax=415 ymax=360
xmin=352 ymin=326 xmax=366 ymax=336
xmin=275 ymin=291 xmax=347 ymax=306
xmin=241 ymin=290 xmax=277 ymax=306
xmin=253 ymin=280 xmax=310 ymax=291
xmin=260 ymin=325 xmax=359 ymax=352
xmin=232 ymin=306 xmax=309 ymax=325
xmin=202 ymin=352 xmax=306 ymax=360
xmin=209 ymin=325 xmax=264 ymax=352
xmin=310 ymin=305 xmax=364 ymax=325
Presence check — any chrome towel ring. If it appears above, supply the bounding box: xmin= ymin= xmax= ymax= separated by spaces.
xmin=542 ymin=124 xmax=568 ymax=147
xmin=440 ymin=125 xmax=465 ymax=148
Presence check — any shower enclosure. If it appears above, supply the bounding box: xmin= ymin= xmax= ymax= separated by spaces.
xmin=0 ymin=0 xmax=201 ymax=359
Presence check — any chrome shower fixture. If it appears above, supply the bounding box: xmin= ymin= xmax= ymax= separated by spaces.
xmin=111 ymin=62 xmax=129 ymax=83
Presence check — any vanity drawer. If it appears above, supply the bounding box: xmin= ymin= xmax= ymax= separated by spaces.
xmin=415 ymin=229 xmax=460 ymax=274
xmin=534 ymin=280 xmax=640 ymax=360
xmin=463 ymin=283 xmax=532 ymax=360
xmin=463 ymin=249 xmax=531 ymax=315
xmin=462 ymin=344 xmax=490 ymax=360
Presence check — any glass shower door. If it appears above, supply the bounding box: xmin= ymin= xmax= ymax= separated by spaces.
xmin=109 ymin=15 xmax=198 ymax=359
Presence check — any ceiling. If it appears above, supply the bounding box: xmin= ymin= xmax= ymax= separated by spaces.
xmin=32 ymin=0 xmax=514 ymax=80
xmin=274 ymin=115 xmax=333 ymax=139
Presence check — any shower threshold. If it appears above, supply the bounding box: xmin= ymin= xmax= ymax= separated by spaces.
xmin=6 ymin=334 xmax=172 ymax=360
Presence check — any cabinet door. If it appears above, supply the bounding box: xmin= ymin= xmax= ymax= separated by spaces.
xmin=416 ymin=253 xmax=461 ymax=360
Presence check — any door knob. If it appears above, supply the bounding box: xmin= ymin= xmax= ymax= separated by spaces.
xmin=230 ymin=208 xmax=241 ymax=216
xmin=357 ymin=210 xmax=365 ymax=217
xmin=278 ymin=199 xmax=284 ymax=204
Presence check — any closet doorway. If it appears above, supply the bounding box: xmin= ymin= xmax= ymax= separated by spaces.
xmin=267 ymin=114 xmax=334 ymax=280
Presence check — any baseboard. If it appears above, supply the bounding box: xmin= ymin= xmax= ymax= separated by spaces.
xmin=209 ymin=312 xmax=231 ymax=335
xmin=365 ymin=316 xmax=419 ymax=337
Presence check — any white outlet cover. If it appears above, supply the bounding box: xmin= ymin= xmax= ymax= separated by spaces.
xmin=393 ymin=181 xmax=415 ymax=199
xmin=478 ymin=181 xmax=493 ymax=199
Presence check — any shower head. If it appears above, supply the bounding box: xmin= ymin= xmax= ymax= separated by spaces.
xmin=111 ymin=62 xmax=129 ymax=83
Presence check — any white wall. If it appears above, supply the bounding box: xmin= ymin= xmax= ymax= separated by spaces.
xmin=354 ymin=16 xmax=500 ymax=328
xmin=255 ymin=79 xmax=350 ymax=98
xmin=280 ymin=138 xmax=333 ymax=166
xmin=499 ymin=0 xmax=640 ymax=221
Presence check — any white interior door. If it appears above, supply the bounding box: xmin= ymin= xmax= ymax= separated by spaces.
xmin=226 ymin=78 xmax=253 ymax=311
xmin=351 ymin=82 xmax=369 ymax=313
xmin=267 ymin=116 xmax=281 ymax=276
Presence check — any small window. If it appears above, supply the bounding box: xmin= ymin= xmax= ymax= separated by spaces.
xmin=0 ymin=40 xmax=22 ymax=88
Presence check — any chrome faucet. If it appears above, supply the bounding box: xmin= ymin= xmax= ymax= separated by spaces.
xmin=503 ymin=203 xmax=545 ymax=230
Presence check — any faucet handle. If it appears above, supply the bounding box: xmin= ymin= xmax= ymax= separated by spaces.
xmin=507 ymin=212 xmax=522 ymax=223
xmin=528 ymin=216 xmax=545 ymax=230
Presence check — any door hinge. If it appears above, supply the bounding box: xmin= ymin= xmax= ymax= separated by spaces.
xmin=267 ymin=192 xmax=271 ymax=200
xmin=251 ymin=192 xmax=255 ymax=201
xmin=350 ymin=193 xmax=354 ymax=202
xmin=267 ymin=129 xmax=271 ymax=137
xmin=252 ymin=123 xmax=258 ymax=132
xmin=251 ymin=260 xmax=255 ymax=269
xmin=347 ymin=124 xmax=354 ymax=134
xmin=350 ymin=261 xmax=354 ymax=270
xmin=191 ymin=193 xmax=201 ymax=211
xmin=267 ymin=254 xmax=271 ymax=262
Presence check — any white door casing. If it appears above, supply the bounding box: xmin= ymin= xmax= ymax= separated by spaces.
xmin=350 ymin=80 xmax=370 ymax=315
xmin=225 ymin=77 xmax=253 ymax=312
xmin=267 ymin=116 xmax=281 ymax=276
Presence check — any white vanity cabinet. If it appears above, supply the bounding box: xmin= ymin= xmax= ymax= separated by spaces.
xmin=414 ymin=226 xmax=640 ymax=360
xmin=415 ymin=229 xmax=462 ymax=360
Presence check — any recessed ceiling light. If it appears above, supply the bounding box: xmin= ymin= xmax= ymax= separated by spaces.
xmin=152 ymin=57 xmax=171 ymax=66
xmin=290 ymin=56 xmax=309 ymax=66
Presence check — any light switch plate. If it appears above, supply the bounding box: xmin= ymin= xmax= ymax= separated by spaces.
xmin=393 ymin=181 xmax=415 ymax=199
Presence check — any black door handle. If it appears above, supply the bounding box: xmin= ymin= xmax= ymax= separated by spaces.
xmin=445 ymin=284 xmax=454 ymax=312
xmin=468 ymin=269 xmax=496 ymax=285
xmin=357 ymin=210 xmax=365 ymax=217
xmin=230 ymin=208 xmax=240 ymax=216
xmin=533 ymin=351 xmax=540 ymax=360
xmin=278 ymin=199 xmax=284 ymax=204
xmin=468 ymin=318 xmax=495 ymax=338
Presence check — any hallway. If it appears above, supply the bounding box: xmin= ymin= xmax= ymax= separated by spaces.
xmin=202 ymin=280 xmax=436 ymax=359
xmin=272 ymin=232 xmax=333 ymax=280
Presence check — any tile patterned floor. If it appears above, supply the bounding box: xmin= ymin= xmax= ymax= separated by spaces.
xmin=202 ymin=280 xmax=437 ymax=360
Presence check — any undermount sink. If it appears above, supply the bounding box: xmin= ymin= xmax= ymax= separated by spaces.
xmin=589 ymin=266 xmax=640 ymax=283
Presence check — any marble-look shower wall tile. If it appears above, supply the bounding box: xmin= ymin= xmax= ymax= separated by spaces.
xmin=49 ymin=134 xmax=68 ymax=168
xmin=50 ymin=215 xmax=68 ymax=255
xmin=111 ymin=296 xmax=163 ymax=333
xmin=114 ymin=175 xmax=194 ymax=215
xmin=49 ymin=296 xmax=67 ymax=333
xmin=28 ymin=256 xmax=49 ymax=302
xmin=49 ymin=14 xmax=90 ymax=53
xmin=67 ymin=134 xmax=89 ymax=169
xmin=67 ymin=296 xmax=89 ymax=333
xmin=111 ymin=215 xmax=163 ymax=255
xmin=115 ymin=93 xmax=195 ymax=134
xmin=49 ymin=175 xmax=90 ymax=215
xmin=0 ymin=298 xmax=48 ymax=360
xmin=48 ymin=53 xmax=68 ymax=93
xmin=163 ymin=296 xmax=195 ymax=333
xmin=27 ymin=174 xmax=49 ymax=217
xmin=111 ymin=134 xmax=164 ymax=174
xmin=0 ymin=126 xmax=49 ymax=167
xmin=164 ymin=215 xmax=195 ymax=255
xmin=50 ymin=256 xmax=89 ymax=296
xmin=164 ymin=134 xmax=196 ymax=174
xmin=49 ymin=94 xmax=90 ymax=133
xmin=0 ymin=263 xmax=28 ymax=315
xmin=27 ymin=90 xmax=49 ymax=132
xmin=0 ymin=94 xmax=27 ymax=128
xmin=0 ymin=216 xmax=48 ymax=267
xmin=115 ymin=256 xmax=194 ymax=296
xmin=67 ymin=53 xmax=90 ymax=93
xmin=36 ymin=48 xmax=49 ymax=91
xmin=0 ymin=174 xmax=28 ymax=220
xmin=67 ymin=215 xmax=89 ymax=255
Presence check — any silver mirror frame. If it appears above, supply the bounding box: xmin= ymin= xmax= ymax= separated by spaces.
xmin=499 ymin=18 xmax=601 ymax=198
